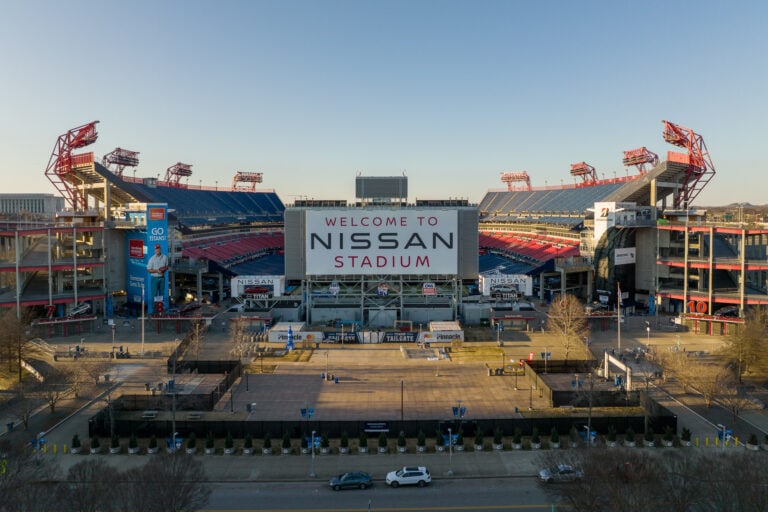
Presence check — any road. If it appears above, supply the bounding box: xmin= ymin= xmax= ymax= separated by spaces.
xmin=206 ymin=477 xmax=552 ymax=511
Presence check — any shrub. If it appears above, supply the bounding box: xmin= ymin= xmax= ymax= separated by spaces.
xmin=225 ymin=431 xmax=234 ymax=449
xmin=749 ymin=433 xmax=759 ymax=445
xmin=625 ymin=427 xmax=635 ymax=443
xmin=187 ymin=432 xmax=197 ymax=449
xmin=90 ymin=437 xmax=100 ymax=449
xmin=111 ymin=434 xmax=120 ymax=449
xmin=417 ymin=430 xmax=426 ymax=447
xmin=644 ymin=428 xmax=655 ymax=442
xmin=320 ymin=433 xmax=329 ymax=449
xmin=494 ymin=427 xmax=503 ymax=445
xmin=456 ymin=430 xmax=464 ymax=445
xmin=663 ymin=426 xmax=674 ymax=442
xmin=513 ymin=428 xmax=522 ymax=444
xmin=378 ymin=432 xmax=388 ymax=448
xmin=435 ymin=430 xmax=445 ymax=447
xmin=530 ymin=428 xmax=540 ymax=444
xmin=244 ymin=434 xmax=253 ymax=449
xmin=340 ymin=431 xmax=349 ymax=448
xmin=129 ymin=433 xmax=138 ymax=449
xmin=607 ymin=425 xmax=617 ymax=442
xmin=300 ymin=436 xmax=308 ymax=449
xmin=71 ymin=434 xmax=81 ymax=449
xmin=397 ymin=431 xmax=407 ymax=447
xmin=570 ymin=426 xmax=580 ymax=442
xmin=264 ymin=432 xmax=273 ymax=451
xmin=205 ymin=431 xmax=215 ymax=449
xmin=550 ymin=428 xmax=559 ymax=444
xmin=358 ymin=432 xmax=368 ymax=448
xmin=148 ymin=435 xmax=158 ymax=449
xmin=680 ymin=428 xmax=691 ymax=442
xmin=474 ymin=429 xmax=484 ymax=446
xmin=282 ymin=431 xmax=292 ymax=449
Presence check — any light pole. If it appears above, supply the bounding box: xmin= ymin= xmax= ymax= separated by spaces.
xmin=310 ymin=430 xmax=316 ymax=477
xmin=646 ymin=321 xmax=650 ymax=348
xmin=140 ymin=283 xmax=145 ymax=355
xmin=447 ymin=427 xmax=454 ymax=476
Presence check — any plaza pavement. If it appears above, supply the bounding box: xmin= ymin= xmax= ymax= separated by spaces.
xmin=2 ymin=311 xmax=767 ymax=483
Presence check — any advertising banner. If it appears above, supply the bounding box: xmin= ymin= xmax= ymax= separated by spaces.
xmin=479 ymin=274 xmax=533 ymax=296
xmin=231 ymin=275 xmax=285 ymax=298
xmin=305 ymin=209 xmax=457 ymax=275
xmin=614 ymin=247 xmax=636 ymax=266
xmin=126 ymin=203 xmax=169 ymax=315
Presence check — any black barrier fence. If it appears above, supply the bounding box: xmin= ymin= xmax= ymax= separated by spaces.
xmin=89 ymin=413 xmax=675 ymax=442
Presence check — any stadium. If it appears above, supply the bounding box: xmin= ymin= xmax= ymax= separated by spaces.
xmin=1 ymin=119 xmax=767 ymax=342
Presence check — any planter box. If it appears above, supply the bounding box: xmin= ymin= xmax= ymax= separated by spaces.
xmin=550 ymin=442 xmax=560 ymax=449
xmin=71 ymin=447 xmax=81 ymax=455
xmin=262 ymin=448 xmax=272 ymax=455
xmin=644 ymin=441 xmax=655 ymax=448
xmin=90 ymin=447 xmax=101 ymax=455
xmin=607 ymin=441 xmax=617 ymax=448
xmin=224 ymin=447 xmax=235 ymax=455
xmin=129 ymin=447 xmax=140 ymax=455
xmin=378 ymin=447 xmax=388 ymax=454
xmin=513 ymin=443 xmax=522 ymax=450
xmin=493 ymin=443 xmax=504 ymax=451
xmin=746 ymin=443 xmax=760 ymax=452
xmin=359 ymin=447 xmax=369 ymax=454
xmin=624 ymin=441 xmax=636 ymax=448
xmin=531 ymin=443 xmax=541 ymax=450
xmin=301 ymin=447 xmax=309 ymax=454
xmin=282 ymin=447 xmax=291 ymax=455
xmin=186 ymin=448 xmax=197 ymax=455
xmin=339 ymin=447 xmax=349 ymax=454
xmin=147 ymin=446 xmax=159 ymax=454
xmin=436 ymin=445 xmax=445 ymax=452
xmin=474 ymin=444 xmax=483 ymax=451
xmin=663 ymin=440 xmax=674 ymax=447
xmin=205 ymin=447 xmax=215 ymax=455
xmin=110 ymin=446 xmax=120 ymax=454
xmin=320 ymin=447 xmax=330 ymax=455
xmin=417 ymin=445 xmax=426 ymax=453
xmin=398 ymin=446 xmax=407 ymax=453
xmin=455 ymin=445 xmax=464 ymax=452
xmin=242 ymin=448 xmax=253 ymax=455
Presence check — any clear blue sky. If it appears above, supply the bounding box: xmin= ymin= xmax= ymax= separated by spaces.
xmin=1 ymin=1 xmax=766 ymax=206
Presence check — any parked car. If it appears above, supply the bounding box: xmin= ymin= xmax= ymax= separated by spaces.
xmin=714 ymin=305 xmax=739 ymax=318
xmin=179 ymin=301 xmax=202 ymax=315
xmin=68 ymin=302 xmax=92 ymax=318
xmin=385 ymin=466 xmax=431 ymax=488
xmin=244 ymin=286 xmax=271 ymax=295
xmin=329 ymin=471 xmax=373 ymax=491
xmin=539 ymin=464 xmax=584 ymax=483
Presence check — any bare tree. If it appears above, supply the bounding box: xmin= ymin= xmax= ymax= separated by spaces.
xmin=0 ymin=308 xmax=45 ymax=382
xmin=546 ymin=294 xmax=589 ymax=364
xmin=78 ymin=359 xmax=114 ymax=386
xmin=121 ymin=453 xmax=211 ymax=512
xmin=61 ymin=459 xmax=122 ymax=512
xmin=37 ymin=365 xmax=75 ymax=413
xmin=0 ymin=441 xmax=63 ymax=512
xmin=723 ymin=306 xmax=768 ymax=382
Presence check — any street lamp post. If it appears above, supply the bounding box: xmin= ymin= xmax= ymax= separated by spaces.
xmin=447 ymin=427 xmax=454 ymax=476
xmin=310 ymin=430 xmax=317 ymax=477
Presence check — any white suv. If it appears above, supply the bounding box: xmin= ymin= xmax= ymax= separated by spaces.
xmin=385 ymin=466 xmax=431 ymax=487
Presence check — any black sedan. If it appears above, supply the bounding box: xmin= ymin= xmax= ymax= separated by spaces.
xmin=329 ymin=471 xmax=373 ymax=491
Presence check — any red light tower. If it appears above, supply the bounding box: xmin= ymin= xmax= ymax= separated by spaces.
xmin=500 ymin=171 xmax=531 ymax=191
xmin=662 ymin=120 xmax=716 ymax=208
xmin=102 ymin=147 xmax=139 ymax=177
xmin=164 ymin=162 xmax=193 ymax=187
xmin=622 ymin=147 xmax=658 ymax=174
xmin=231 ymin=171 xmax=263 ymax=191
xmin=45 ymin=121 xmax=99 ymax=210
xmin=570 ymin=162 xmax=597 ymax=184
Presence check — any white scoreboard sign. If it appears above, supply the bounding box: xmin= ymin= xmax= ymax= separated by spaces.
xmin=305 ymin=210 xmax=457 ymax=275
